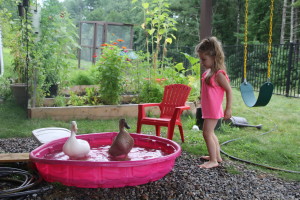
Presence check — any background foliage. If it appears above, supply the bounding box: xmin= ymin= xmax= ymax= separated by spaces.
xmin=60 ymin=0 xmax=298 ymax=48
xmin=1 ymin=0 xmax=299 ymax=102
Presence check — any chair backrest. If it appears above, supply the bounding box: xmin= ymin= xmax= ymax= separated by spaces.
xmin=160 ymin=84 xmax=191 ymax=118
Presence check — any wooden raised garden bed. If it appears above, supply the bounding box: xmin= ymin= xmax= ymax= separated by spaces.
xmin=27 ymin=85 xmax=196 ymax=120
xmin=28 ymin=102 xmax=196 ymax=121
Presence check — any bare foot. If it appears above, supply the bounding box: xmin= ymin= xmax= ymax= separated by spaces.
xmin=200 ymin=156 xmax=223 ymax=163
xmin=199 ymin=161 xmax=219 ymax=169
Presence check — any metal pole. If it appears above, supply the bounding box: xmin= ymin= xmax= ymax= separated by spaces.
xmin=286 ymin=42 xmax=294 ymax=97
xmin=25 ymin=3 xmax=29 ymax=110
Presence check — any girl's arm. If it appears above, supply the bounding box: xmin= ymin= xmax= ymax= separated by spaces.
xmin=216 ymin=72 xmax=232 ymax=120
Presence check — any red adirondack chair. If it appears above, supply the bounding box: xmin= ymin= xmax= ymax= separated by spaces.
xmin=136 ymin=84 xmax=191 ymax=142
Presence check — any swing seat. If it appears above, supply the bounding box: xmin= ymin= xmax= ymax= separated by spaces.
xmin=240 ymin=82 xmax=273 ymax=107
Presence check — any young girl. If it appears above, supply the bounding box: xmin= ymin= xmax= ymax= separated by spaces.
xmin=195 ymin=37 xmax=232 ymax=169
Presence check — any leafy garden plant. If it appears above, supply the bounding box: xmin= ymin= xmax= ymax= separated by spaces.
xmin=96 ymin=39 xmax=133 ymax=105
xmin=69 ymin=68 xmax=98 ymax=86
xmin=85 ymin=87 xmax=101 ymax=105
xmin=10 ymin=31 xmax=27 ymax=83
xmin=53 ymin=95 xmax=66 ymax=107
xmin=133 ymin=0 xmax=177 ymax=70
xmin=67 ymin=91 xmax=85 ymax=106
xmin=138 ymin=80 xmax=163 ymax=103
xmin=29 ymin=0 xmax=79 ymax=106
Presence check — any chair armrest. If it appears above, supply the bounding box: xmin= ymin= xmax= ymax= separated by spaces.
xmin=170 ymin=105 xmax=191 ymax=121
xmin=176 ymin=105 xmax=190 ymax=111
xmin=138 ymin=103 xmax=161 ymax=108
xmin=138 ymin=103 xmax=161 ymax=118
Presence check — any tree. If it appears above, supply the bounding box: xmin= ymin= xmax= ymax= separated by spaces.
xmin=212 ymin=0 xmax=240 ymax=45
xmin=63 ymin=0 xmax=138 ymax=25
xmin=169 ymin=0 xmax=200 ymax=47
xmin=280 ymin=0 xmax=287 ymax=44
xmin=293 ymin=0 xmax=299 ymax=42
xmin=0 ymin=0 xmax=17 ymax=47
xmin=62 ymin=0 xmax=85 ymax=25
xmin=242 ymin=0 xmax=281 ymax=44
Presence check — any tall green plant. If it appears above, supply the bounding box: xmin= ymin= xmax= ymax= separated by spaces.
xmin=122 ymin=50 xmax=151 ymax=95
xmin=2 ymin=1 xmax=27 ymax=84
xmin=96 ymin=40 xmax=132 ymax=105
xmin=182 ymin=53 xmax=200 ymax=102
xmin=138 ymin=80 xmax=163 ymax=103
xmin=133 ymin=0 xmax=177 ymax=70
xmin=29 ymin=0 xmax=79 ymax=105
xmin=35 ymin=0 xmax=79 ymax=88
xmin=0 ymin=0 xmax=15 ymax=48
xmin=155 ymin=53 xmax=200 ymax=102
xmin=10 ymin=31 xmax=26 ymax=83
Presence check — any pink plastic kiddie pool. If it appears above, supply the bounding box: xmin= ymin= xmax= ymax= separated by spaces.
xmin=30 ymin=132 xmax=181 ymax=188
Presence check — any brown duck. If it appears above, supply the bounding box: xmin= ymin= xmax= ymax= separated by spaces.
xmin=108 ymin=119 xmax=134 ymax=157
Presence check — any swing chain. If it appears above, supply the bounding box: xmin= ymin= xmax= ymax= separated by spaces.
xmin=267 ymin=0 xmax=274 ymax=80
xmin=243 ymin=0 xmax=274 ymax=83
xmin=243 ymin=0 xmax=249 ymax=83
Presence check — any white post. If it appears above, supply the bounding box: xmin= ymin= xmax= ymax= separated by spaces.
xmin=30 ymin=3 xmax=41 ymax=107
xmin=31 ymin=4 xmax=41 ymax=41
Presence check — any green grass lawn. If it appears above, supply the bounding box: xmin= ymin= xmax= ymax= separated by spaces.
xmin=0 ymin=88 xmax=299 ymax=181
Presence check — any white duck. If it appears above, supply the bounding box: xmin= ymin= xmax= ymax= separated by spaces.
xmin=63 ymin=121 xmax=90 ymax=159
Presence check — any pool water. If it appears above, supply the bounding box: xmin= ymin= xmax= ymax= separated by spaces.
xmin=44 ymin=145 xmax=166 ymax=161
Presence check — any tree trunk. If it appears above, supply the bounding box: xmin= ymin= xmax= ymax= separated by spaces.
xmin=294 ymin=7 xmax=298 ymax=42
xmin=290 ymin=0 xmax=295 ymax=42
xmin=199 ymin=0 xmax=212 ymax=41
xmin=236 ymin=0 xmax=241 ymax=45
xmin=280 ymin=0 xmax=287 ymax=44
xmin=199 ymin=0 xmax=213 ymax=103
xmin=199 ymin=0 xmax=212 ymax=77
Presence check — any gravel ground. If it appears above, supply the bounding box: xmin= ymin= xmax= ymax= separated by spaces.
xmin=0 ymin=137 xmax=299 ymax=200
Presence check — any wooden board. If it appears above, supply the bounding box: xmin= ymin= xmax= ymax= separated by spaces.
xmin=0 ymin=153 xmax=30 ymax=162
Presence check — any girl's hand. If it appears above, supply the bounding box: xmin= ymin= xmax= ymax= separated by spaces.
xmin=223 ymin=108 xmax=232 ymax=120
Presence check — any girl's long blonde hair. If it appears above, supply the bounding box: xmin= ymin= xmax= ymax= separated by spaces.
xmin=195 ymin=36 xmax=226 ymax=85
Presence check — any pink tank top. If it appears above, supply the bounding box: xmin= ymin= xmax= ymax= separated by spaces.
xmin=201 ymin=69 xmax=229 ymax=119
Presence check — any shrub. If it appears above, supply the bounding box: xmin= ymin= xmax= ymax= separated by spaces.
xmin=138 ymin=81 xmax=163 ymax=103
xmin=85 ymin=87 xmax=101 ymax=105
xmin=0 ymin=77 xmax=12 ymax=100
xmin=54 ymin=95 xmax=66 ymax=107
xmin=70 ymin=69 xmax=97 ymax=86
xmin=96 ymin=40 xmax=132 ymax=105
xmin=67 ymin=91 xmax=85 ymax=106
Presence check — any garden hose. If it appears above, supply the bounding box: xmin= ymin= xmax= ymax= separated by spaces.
xmin=0 ymin=167 xmax=52 ymax=199
xmin=220 ymin=111 xmax=300 ymax=174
